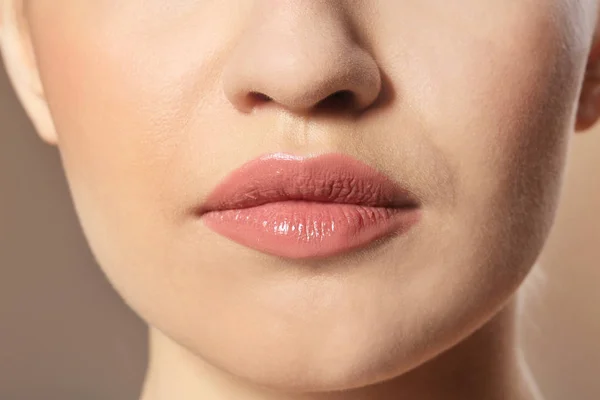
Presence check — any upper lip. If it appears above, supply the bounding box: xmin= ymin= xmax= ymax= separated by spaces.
xmin=197 ymin=152 xmax=420 ymax=214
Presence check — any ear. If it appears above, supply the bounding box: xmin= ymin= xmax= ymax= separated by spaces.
xmin=576 ymin=7 xmax=600 ymax=133
xmin=0 ymin=0 xmax=57 ymax=145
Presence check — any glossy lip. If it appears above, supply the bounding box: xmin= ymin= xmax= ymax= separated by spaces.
xmin=197 ymin=152 xmax=422 ymax=259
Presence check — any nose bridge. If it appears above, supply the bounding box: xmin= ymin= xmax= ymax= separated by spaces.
xmin=221 ymin=3 xmax=382 ymax=114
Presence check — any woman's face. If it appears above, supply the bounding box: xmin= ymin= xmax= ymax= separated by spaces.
xmin=17 ymin=0 xmax=597 ymax=392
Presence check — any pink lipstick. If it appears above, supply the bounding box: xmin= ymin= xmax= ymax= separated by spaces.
xmin=198 ymin=152 xmax=421 ymax=259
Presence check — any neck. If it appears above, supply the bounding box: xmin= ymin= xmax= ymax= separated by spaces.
xmin=139 ymin=295 xmax=541 ymax=400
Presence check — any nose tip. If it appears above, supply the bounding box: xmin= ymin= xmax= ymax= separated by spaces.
xmin=221 ymin=15 xmax=382 ymax=115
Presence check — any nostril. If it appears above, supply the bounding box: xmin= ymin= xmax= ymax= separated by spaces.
xmin=316 ymin=90 xmax=356 ymax=111
xmin=245 ymin=90 xmax=358 ymax=113
xmin=249 ymin=92 xmax=272 ymax=104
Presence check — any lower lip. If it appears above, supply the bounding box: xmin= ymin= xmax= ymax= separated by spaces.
xmin=201 ymin=201 xmax=421 ymax=259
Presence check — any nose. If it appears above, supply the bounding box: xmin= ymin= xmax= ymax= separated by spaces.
xmin=221 ymin=3 xmax=382 ymax=115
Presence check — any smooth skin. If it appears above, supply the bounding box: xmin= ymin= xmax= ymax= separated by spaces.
xmin=2 ymin=1 xmax=600 ymax=399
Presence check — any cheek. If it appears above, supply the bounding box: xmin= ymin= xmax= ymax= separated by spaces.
xmin=31 ymin=10 xmax=224 ymax=218
xmin=369 ymin=1 xmax=585 ymax=232
xmin=26 ymin=6 xmax=257 ymax=310
xmin=27 ymin=16 xmax=202 ymax=287
xmin=421 ymin=10 xmax=581 ymax=226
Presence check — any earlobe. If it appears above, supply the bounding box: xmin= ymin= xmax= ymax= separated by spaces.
xmin=575 ymin=76 xmax=600 ymax=132
xmin=0 ymin=0 xmax=57 ymax=145
xmin=575 ymin=9 xmax=600 ymax=133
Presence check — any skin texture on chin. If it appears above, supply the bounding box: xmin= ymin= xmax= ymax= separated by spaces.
xmin=1 ymin=1 xmax=599 ymax=399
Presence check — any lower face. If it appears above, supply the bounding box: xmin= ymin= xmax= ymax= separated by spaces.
xmin=25 ymin=0 xmax=593 ymax=392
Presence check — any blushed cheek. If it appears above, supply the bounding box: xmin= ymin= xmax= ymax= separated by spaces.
xmin=31 ymin=21 xmax=178 ymax=216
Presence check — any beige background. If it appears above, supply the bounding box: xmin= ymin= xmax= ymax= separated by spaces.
xmin=1 ymin=56 xmax=599 ymax=399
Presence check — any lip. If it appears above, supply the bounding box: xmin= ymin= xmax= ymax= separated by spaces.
xmin=197 ymin=152 xmax=422 ymax=259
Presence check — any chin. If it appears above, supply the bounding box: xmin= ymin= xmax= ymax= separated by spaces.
xmin=161 ymin=274 xmax=514 ymax=394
